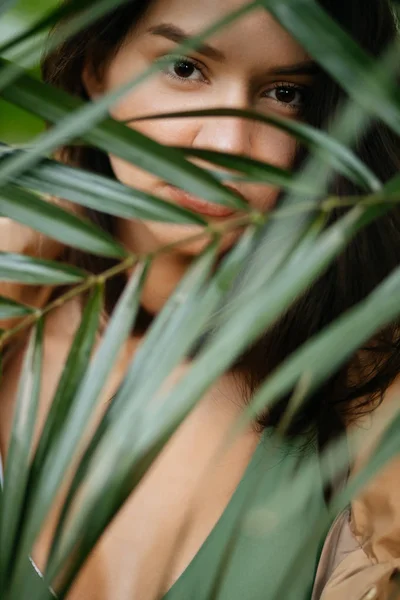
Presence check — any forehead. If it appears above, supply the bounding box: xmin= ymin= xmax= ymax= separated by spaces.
xmin=133 ymin=0 xmax=310 ymax=67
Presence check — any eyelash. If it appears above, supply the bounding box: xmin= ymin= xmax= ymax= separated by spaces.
xmin=162 ymin=56 xmax=207 ymax=83
xmin=161 ymin=56 xmax=308 ymax=111
xmin=262 ymin=82 xmax=307 ymax=110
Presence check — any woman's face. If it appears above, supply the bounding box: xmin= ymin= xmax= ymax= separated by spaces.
xmin=84 ymin=0 xmax=314 ymax=256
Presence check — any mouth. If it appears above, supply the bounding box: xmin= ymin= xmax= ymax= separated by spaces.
xmin=166 ymin=185 xmax=246 ymax=218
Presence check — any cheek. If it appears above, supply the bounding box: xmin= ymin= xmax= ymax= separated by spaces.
xmin=108 ymin=119 xmax=196 ymax=191
xmin=247 ymin=125 xmax=298 ymax=213
xmin=255 ymin=124 xmax=297 ymax=170
xmin=107 ymin=83 xmax=200 ymax=189
xmin=109 ymin=119 xmax=297 ymax=187
xmin=109 ymin=78 xmax=198 ymax=146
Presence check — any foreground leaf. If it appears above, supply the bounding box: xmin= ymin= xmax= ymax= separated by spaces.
xmin=2 ymin=149 xmax=208 ymax=226
xmin=8 ymin=259 xmax=148 ymax=600
xmin=42 ymin=229 xmax=261 ymax=594
xmin=134 ymin=108 xmax=381 ymax=192
xmin=45 ymin=241 xmax=221 ymax=587
xmin=0 ymin=252 xmax=86 ymax=285
xmin=0 ymin=0 xmax=134 ymax=93
xmin=0 ymin=184 xmax=126 ymax=258
xmin=0 ymin=1 xmax=258 ymax=207
xmin=240 ymin=255 xmax=400 ymax=431
xmin=0 ymin=297 xmax=34 ymax=320
xmin=30 ymin=285 xmax=104 ymax=487
xmin=0 ymin=0 xmax=131 ymax=55
xmin=174 ymin=148 xmax=317 ymax=195
xmin=143 ymin=204 xmax=391 ymax=457
xmin=0 ymin=320 xmax=44 ymax=593
xmin=0 ymin=0 xmax=18 ymax=19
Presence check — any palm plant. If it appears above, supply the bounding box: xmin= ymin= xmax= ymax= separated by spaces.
xmin=0 ymin=0 xmax=400 ymax=598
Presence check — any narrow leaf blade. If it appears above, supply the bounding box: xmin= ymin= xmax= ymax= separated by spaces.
xmin=9 ymin=259 xmax=149 ymax=599
xmin=30 ymin=285 xmax=104 ymax=484
xmin=0 ymin=296 xmax=34 ymax=320
xmin=0 ymin=184 xmax=126 ymax=258
xmin=0 ymin=320 xmax=44 ymax=591
xmin=0 ymin=252 xmax=86 ymax=285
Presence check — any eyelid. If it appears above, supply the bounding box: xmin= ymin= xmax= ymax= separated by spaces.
xmin=262 ymin=81 xmax=307 ymax=92
xmin=179 ymin=55 xmax=207 ymax=72
xmin=261 ymin=82 xmax=309 ymax=110
xmin=161 ymin=55 xmax=209 ymax=83
xmin=159 ymin=52 xmax=207 ymax=72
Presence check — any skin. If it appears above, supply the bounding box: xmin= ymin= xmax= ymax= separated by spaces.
xmin=0 ymin=2 xmax=317 ymax=599
xmin=83 ymin=0 xmax=314 ymax=313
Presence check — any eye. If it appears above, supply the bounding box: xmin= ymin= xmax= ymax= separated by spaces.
xmin=161 ymin=56 xmax=207 ymax=84
xmin=263 ymin=83 xmax=307 ymax=110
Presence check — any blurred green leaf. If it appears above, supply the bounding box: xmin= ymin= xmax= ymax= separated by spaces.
xmin=0 ymin=0 xmax=127 ymax=55
xmin=240 ymin=243 xmax=400 ymax=431
xmin=0 ymin=0 xmax=136 ymax=90
xmin=0 ymin=1 xmax=399 ymax=598
xmin=0 ymin=320 xmax=43 ymax=593
xmin=0 ymin=183 xmax=127 ymax=258
xmin=174 ymin=147 xmax=317 ymax=195
xmin=0 ymin=99 xmax=44 ymax=144
xmin=41 ymin=231 xmax=261 ymax=594
xmin=0 ymin=1 xmax=259 ymax=207
xmin=44 ymin=243 xmax=221 ymax=591
xmin=0 ymin=0 xmax=19 ymax=19
xmin=1 ymin=148 xmax=208 ymax=226
xmin=0 ymin=67 xmax=246 ymax=210
xmin=9 ymin=259 xmax=148 ymax=599
xmin=53 ymin=226 xmax=260 ymax=533
xmin=0 ymin=296 xmax=34 ymax=319
xmin=146 ymin=203 xmax=390 ymax=452
xmin=0 ymin=252 xmax=85 ymax=284
xmin=135 ymin=108 xmax=382 ymax=192
xmin=30 ymin=284 xmax=103 ymax=488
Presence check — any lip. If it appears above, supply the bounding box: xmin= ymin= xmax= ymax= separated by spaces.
xmin=166 ymin=185 xmax=239 ymax=218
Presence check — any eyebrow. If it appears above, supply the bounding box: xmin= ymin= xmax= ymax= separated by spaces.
xmin=147 ymin=23 xmax=226 ymax=61
xmin=269 ymin=61 xmax=319 ymax=76
xmin=147 ymin=23 xmax=319 ymax=77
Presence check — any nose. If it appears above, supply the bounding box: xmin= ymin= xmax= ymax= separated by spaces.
xmin=191 ymin=87 xmax=252 ymax=157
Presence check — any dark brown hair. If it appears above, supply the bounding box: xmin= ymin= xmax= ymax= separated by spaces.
xmin=41 ymin=0 xmax=400 ymax=441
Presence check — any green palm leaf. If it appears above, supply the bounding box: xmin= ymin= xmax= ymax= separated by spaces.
xmin=29 ymin=285 xmax=103 ymax=486
xmin=146 ymin=202 xmax=390 ymax=455
xmin=134 ymin=108 xmax=382 ymax=192
xmin=0 ymin=68 xmax=246 ymax=210
xmin=0 ymin=320 xmax=43 ymax=593
xmin=0 ymin=1 xmax=259 ymax=204
xmin=0 ymin=0 xmax=399 ymax=598
xmin=0 ymin=0 xmax=130 ymax=56
xmin=0 ymin=296 xmax=34 ymax=320
xmin=40 ymin=230 xmax=260 ymax=595
xmin=7 ymin=259 xmax=148 ymax=599
xmin=0 ymin=252 xmax=85 ymax=285
xmin=0 ymin=183 xmax=126 ymax=258
xmin=240 ymin=255 xmax=400 ymax=432
xmin=0 ymin=0 xmax=18 ymax=19
xmin=1 ymin=148 xmax=208 ymax=226
xmin=0 ymin=0 xmax=138 ymax=94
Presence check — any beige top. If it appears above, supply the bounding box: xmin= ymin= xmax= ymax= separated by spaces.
xmin=1 ymin=217 xmax=400 ymax=600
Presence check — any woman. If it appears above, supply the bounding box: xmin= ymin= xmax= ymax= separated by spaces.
xmin=1 ymin=0 xmax=400 ymax=598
